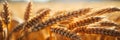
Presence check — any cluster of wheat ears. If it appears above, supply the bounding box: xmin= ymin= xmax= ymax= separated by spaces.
xmin=0 ymin=1 xmax=120 ymax=40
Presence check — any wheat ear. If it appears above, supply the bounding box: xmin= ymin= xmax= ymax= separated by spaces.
xmin=72 ymin=27 xmax=120 ymax=37
xmin=68 ymin=16 xmax=103 ymax=30
xmin=86 ymin=7 xmax=120 ymax=17
xmin=51 ymin=27 xmax=81 ymax=40
xmin=24 ymin=2 xmax=32 ymax=21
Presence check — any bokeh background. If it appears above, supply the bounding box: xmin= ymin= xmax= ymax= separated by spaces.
xmin=0 ymin=0 xmax=120 ymax=19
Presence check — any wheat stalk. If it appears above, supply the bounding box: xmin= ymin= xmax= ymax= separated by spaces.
xmin=1 ymin=1 xmax=12 ymax=40
xmin=20 ymin=2 xmax=32 ymax=40
xmin=0 ymin=20 xmax=3 ymax=32
xmin=0 ymin=20 xmax=3 ymax=40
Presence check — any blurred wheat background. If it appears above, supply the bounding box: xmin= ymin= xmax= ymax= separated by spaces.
xmin=0 ymin=0 xmax=120 ymax=19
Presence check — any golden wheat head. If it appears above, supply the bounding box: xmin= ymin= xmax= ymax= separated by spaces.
xmin=86 ymin=7 xmax=120 ymax=17
xmin=2 ymin=1 xmax=10 ymax=25
xmin=68 ymin=16 xmax=103 ymax=30
xmin=51 ymin=27 xmax=81 ymax=40
xmin=24 ymin=2 xmax=32 ymax=21
xmin=72 ymin=26 xmax=120 ymax=37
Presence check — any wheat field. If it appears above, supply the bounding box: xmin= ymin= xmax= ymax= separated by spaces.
xmin=0 ymin=1 xmax=120 ymax=40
